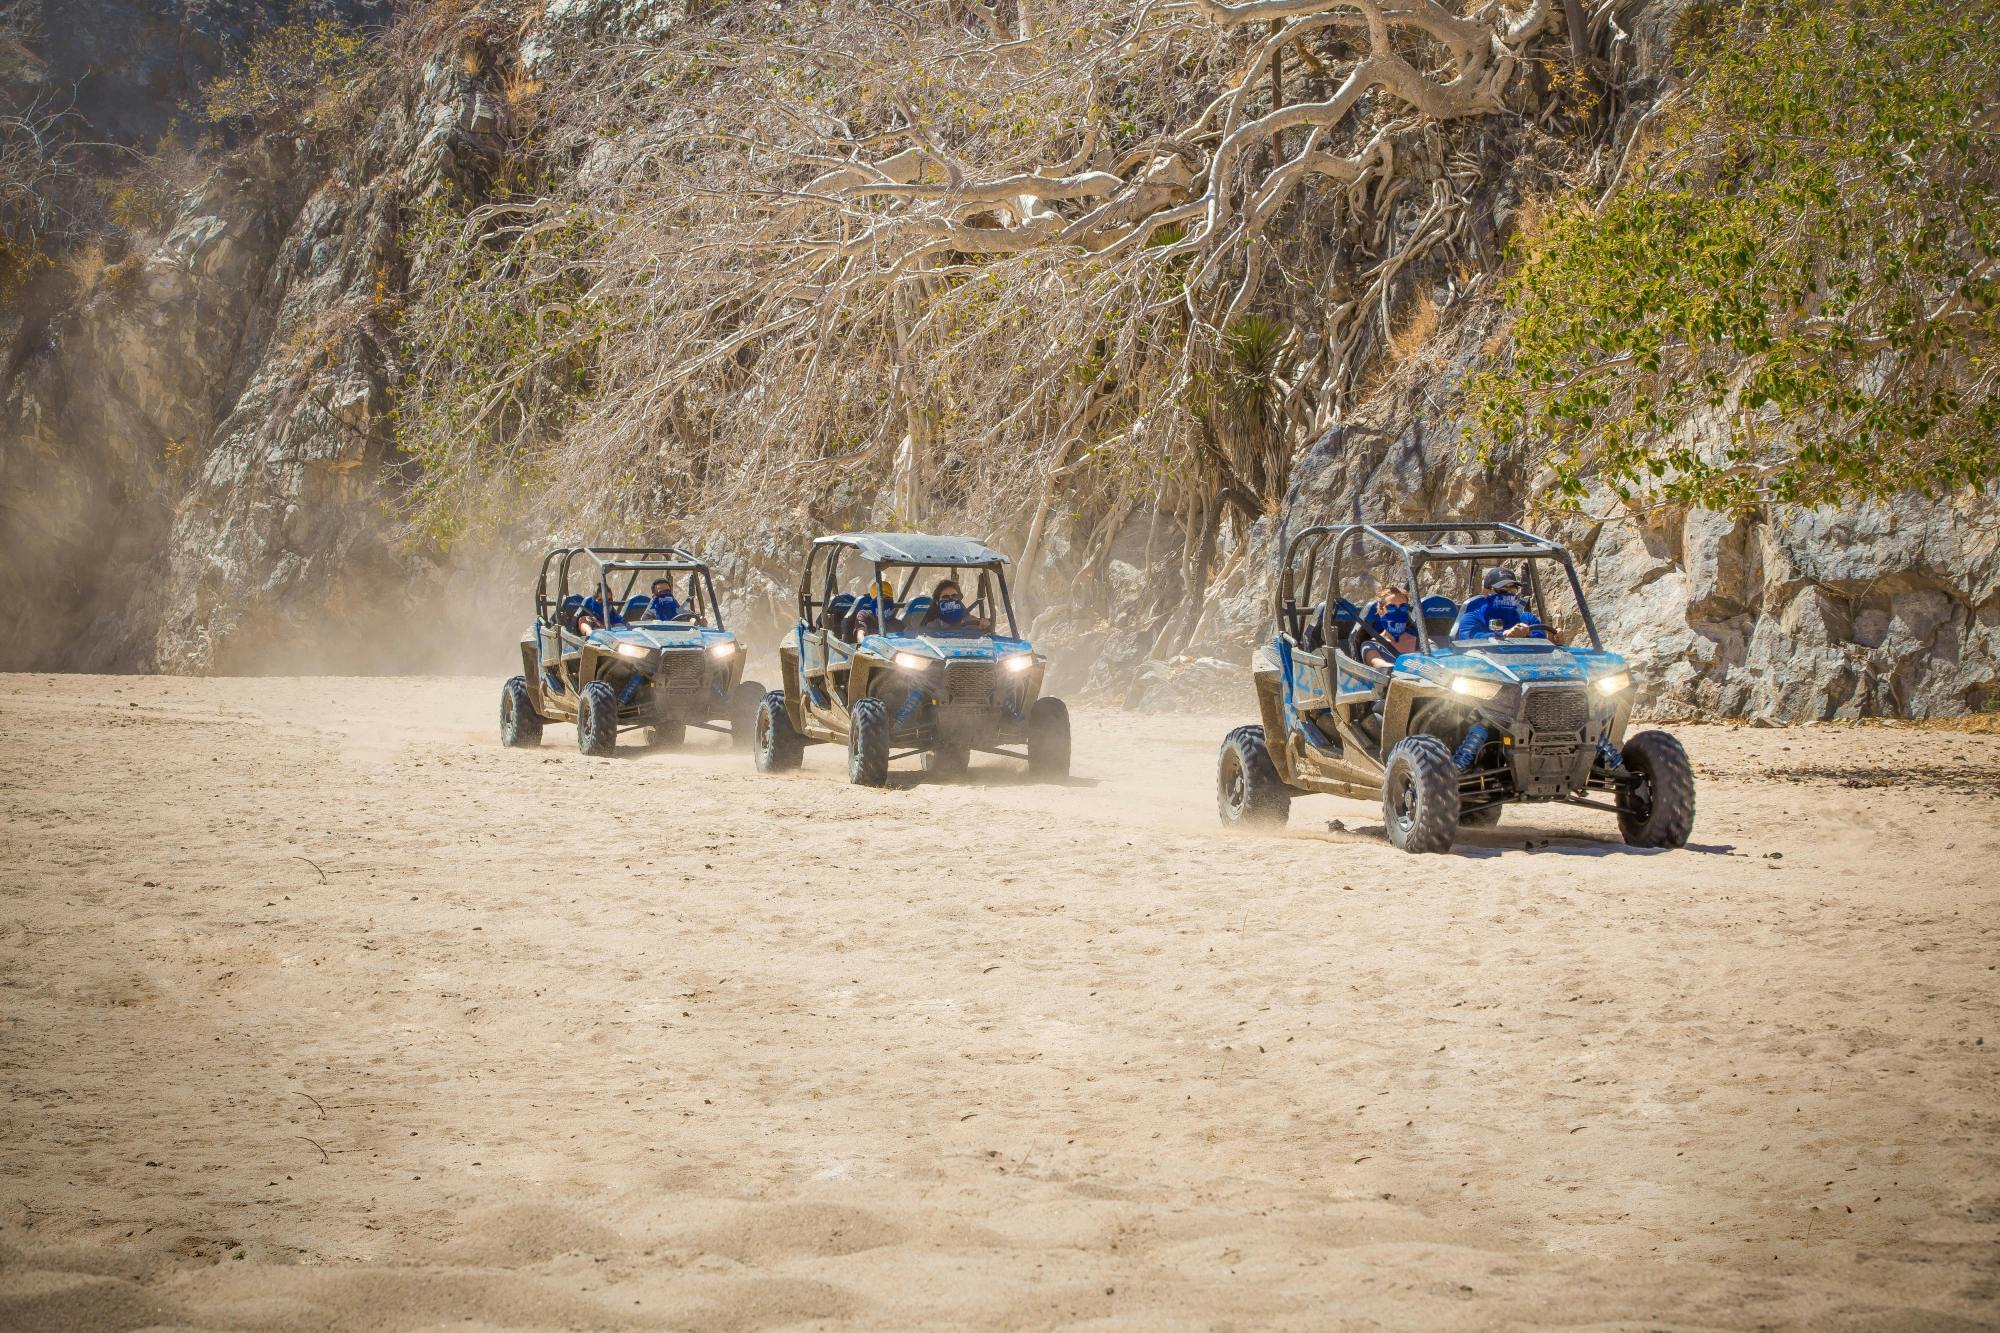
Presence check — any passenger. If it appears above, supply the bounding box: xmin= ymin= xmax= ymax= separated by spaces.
xmin=578 ymin=594 xmax=621 ymax=632
xmin=847 ymin=580 xmax=894 ymax=637
xmin=1455 ymin=567 xmax=1561 ymax=642
xmin=1359 ymin=584 xmax=1419 ymax=666
xmin=918 ymin=579 xmax=986 ymax=631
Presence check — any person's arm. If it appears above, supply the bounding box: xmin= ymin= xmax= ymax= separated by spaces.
xmin=1454 ymin=601 xmax=1488 ymax=640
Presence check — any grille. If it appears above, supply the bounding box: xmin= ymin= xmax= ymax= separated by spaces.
xmin=657 ymin=650 xmax=710 ymax=693
xmin=943 ymin=660 xmax=997 ymax=705
xmin=1523 ymin=684 xmax=1589 ymax=735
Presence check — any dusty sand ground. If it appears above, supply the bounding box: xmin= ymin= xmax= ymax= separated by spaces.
xmin=0 ymin=673 xmax=1996 ymax=1330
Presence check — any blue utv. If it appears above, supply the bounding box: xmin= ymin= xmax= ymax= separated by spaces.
xmin=501 ymin=546 xmax=764 ymax=756
xmin=753 ymin=532 xmax=1070 ymax=785
xmin=1217 ymin=521 xmax=1694 ymax=853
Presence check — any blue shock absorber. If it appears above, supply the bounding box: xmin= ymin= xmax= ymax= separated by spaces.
xmin=619 ymin=673 xmax=645 ymax=705
xmin=1453 ymin=722 xmax=1490 ymax=771
xmin=1597 ymin=735 xmax=1624 ymax=769
xmin=895 ymin=689 xmax=925 ymax=726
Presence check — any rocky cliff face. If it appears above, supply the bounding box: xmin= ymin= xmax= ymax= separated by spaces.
xmin=3 ymin=0 xmax=1994 ymax=718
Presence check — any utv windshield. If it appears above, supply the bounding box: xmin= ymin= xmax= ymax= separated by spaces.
xmin=803 ymin=544 xmax=1020 ymax=641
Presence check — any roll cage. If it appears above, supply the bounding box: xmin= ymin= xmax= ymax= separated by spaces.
xmin=1277 ymin=521 xmax=1601 ymax=653
xmin=537 ymin=546 xmax=724 ymax=630
xmin=797 ymin=534 xmax=1020 ymax=640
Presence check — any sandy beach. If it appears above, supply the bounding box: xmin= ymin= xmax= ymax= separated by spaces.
xmin=1 ymin=673 xmax=1996 ymax=1329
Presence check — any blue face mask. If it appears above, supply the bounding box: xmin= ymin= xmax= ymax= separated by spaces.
xmin=1495 ymin=592 xmax=1520 ymax=610
xmin=938 ymin=598 xmax=966 ymax=624
xmin=1379 ymin=603 xmax=1411 ymax=634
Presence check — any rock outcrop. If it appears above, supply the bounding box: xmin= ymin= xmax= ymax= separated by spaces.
xmin=2 ymin=0 xmax=1993 ymax=720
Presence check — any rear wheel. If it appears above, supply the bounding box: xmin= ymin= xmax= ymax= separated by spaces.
xmin=500 ymin=676 xmax=543 ymax=748
xmin=1216 ymin=725 xmax=1290 ymax=829
xmin=849 ymin=696 xmax=890 ymax=786
xmin=753 ymin=690 xmax=803 ymax=772
xmin=1617 ymin=730 xmax=1695 ymax=848
xmin=923 ymin=740 xmax=970 ymax=777
xmin=1382 ymin=734 xmax=1459 ymax=853
xmin=729 ymin=680 xmax=766 ymax=749
xmin=577 ymin=680 xmax=618 ymax=757
xmin=1026 ymin=697 xmax=1071 ymax=780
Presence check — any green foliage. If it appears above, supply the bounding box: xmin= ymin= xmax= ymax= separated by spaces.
xmin=1474 ymin=0 xmax=2000 ymax=510
xmin=393 ymin=190 xmax=615 ymax=548
xmin=201 ymin=17 xmax=370 ymax=140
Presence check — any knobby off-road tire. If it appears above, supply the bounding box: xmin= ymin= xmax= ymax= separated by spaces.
xmin=500 ymin=676 xmax=543 ymax=748
xmin=729 ymin=680 xmax=766 ymax=750
xmin=577 ymin=680 xmax=618 ymax=757
xmin=753 ymin=690 xmax=803 ymax=772
xmin=1216 ymin=724 xmax=1290 ymax=829
xmin=1460 ymin=802 xmax=1504 ymax=828
xmin=1026 ymin=697 xmax=1071 ymax=780
xmin=848 ymin=696 xmax=891 ymax=787
xmin=1382 ymin=734 xmax=1460 ymax=854
xmin=923 ymin=740 xmax=970 ymax=777
xmin=1617 ymin=729 xmax=1696 ymax=849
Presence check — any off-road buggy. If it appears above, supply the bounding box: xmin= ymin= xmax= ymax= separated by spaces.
xmin=500 ymin=546 xmax=765 ymax=756
xmin=1217 ymin=521 xmax=1694 ymax=852
xmin=754 ymin=532 xmax=1070 ymax=785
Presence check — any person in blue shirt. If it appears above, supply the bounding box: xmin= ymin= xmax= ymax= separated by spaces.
xmin=1455 ymin=567 xmax=1562 ymax=642
xmin=1358 ymin=583 xmax=1419 ymax=666
xmin=647 ymin=577 xmax=681 ymax=621
xmin=917 ymin=579 xmax=988 ymax=632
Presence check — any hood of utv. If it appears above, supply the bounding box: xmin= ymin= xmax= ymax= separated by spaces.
xmin=590 ymin=624 xmax=736 ymax=655
xmin=859 ymin=631 xmax=1034 ymax=662
xmin=1405 ymin=640 xmax=1626 ymax=687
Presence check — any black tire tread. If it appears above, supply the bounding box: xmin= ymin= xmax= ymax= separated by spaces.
xmin=501 ymin=676 xmax=543 ymax=748
xmin=1618 ymin=729 xmax=1696 ymax=849
xmin=754 ymin=690 xmax=804 ymax=772
xmin=1382 ymin=734 xmax=1460 ymax=854
xmin=849 ymin=696 xmax=890 ymax=786
xmin=1216 ymin=724 xmax=1290 ymax=828
xmin=577 ymin=680 xmax=618 ymax=757
xmin=1026 ymin=697 xmax=1071 ymax=780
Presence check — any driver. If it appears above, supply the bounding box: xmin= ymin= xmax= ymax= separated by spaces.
xmin=919 ymin=579 xmax=987 ymax=631
xmin=1455 ymin=567 xmax=1559 ymax=642
xmin=1358 ymin=584 xmax=1419 ymax=665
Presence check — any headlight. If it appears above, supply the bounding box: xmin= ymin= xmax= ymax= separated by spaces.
xmin=1449 ymin=674 xmax=1503 ymax=700
xmin=1594 ymin=671 xmax=1632 ymax=696
xmin=616 ymin=642 xmax=651 ymax=660
xmin=707 ymin=640 xmax=737 ymax=659
xmin=1001 ymin=652 xmax=1035 ymax=674
xmin=893 ymin=651 xmax=933 ymax=670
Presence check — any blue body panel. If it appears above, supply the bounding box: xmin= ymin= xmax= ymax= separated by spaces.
xmin=857 ymin=631 xmax=1034 ymax=662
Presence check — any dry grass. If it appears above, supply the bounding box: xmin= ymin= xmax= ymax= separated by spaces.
xmin=1388 ymin=288 xmax=1441 ymax=364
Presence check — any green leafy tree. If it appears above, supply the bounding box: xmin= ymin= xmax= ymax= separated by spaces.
xmin=201 ymin=17 xmax=368 ymax=140
xmin=1475 ymin=0 xmax=2000 ymax=511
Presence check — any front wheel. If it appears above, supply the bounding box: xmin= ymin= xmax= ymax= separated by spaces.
xmin=1382 ymin=734 xmax=1460 ymax=854
xmin=849 ymin=696 xmax=890 ymax=786
xmin=500 ymin=676 xmax=543 ymax=748
xmin=577 ymin=680 xmax=618 ymax=757
xmin=1217 ymin=725 xmax=1290 ymax=829
xmin=729 ymin=680 xmax=766 ymax=750
xmin=1026 ymin=697 xmax=1070 ymax=780
xmin=753 ymin=691 xmax=803 ymax=773
xmin=1617 ymin=730 xmax=1695 ymax=849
